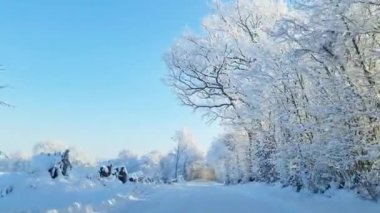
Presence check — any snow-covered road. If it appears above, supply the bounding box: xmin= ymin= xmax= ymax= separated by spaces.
xmin=1 ymin=174 xmax=380 ymax=213
xmin=111 ymin=182 xmax=273 ymax=213
xmin=109 ymin=182 xmax=380 ymax=213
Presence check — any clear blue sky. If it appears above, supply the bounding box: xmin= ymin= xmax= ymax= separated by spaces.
xmin=0 ymin=0 xmax=221 ymax=157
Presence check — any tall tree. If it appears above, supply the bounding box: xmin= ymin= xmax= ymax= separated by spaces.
xmin=172 ymin=129 xmax=204 ymax=180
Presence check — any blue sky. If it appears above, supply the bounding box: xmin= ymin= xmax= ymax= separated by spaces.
xmin=0 ymin=0 xmax=221 ymax=157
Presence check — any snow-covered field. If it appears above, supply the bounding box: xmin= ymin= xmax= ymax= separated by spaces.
xmin=1 ymin=172 xmax=380 ymax=213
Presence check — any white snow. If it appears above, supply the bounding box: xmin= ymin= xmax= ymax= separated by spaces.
xmin=1 ymin=172 xmax=379 ymax=213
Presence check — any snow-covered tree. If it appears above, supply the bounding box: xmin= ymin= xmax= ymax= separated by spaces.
xmin=159 ymin=152 xmax=176 ymax=183
xmin=139 ymin=151 xmax=163 ymax=179
xmin=208 ymin=131 xmax=249 ymax=183
xmin=33 ymin=141 xmax=94 ymax=167
xmin=159 ymin=129 xmax=204 ymax=182
xmin=166 ymin=0 xmax=380 ymax=200
xmin=117 ymin=149 xmax=141 ymax=172
xmin=172 ymin=129 xmax=204 ymax=180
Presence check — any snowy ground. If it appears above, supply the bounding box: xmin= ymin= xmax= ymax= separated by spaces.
xmin=1 ymin=173 xmax=380 ymax=213
xmin=109 ymin=182 xmax=380 ymax=213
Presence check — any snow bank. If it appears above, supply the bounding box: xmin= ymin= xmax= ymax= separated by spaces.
xmin=1 ymin=171 xmax=379 ymax=213
xmin=0 ymin=170 xmax=153 ymax=213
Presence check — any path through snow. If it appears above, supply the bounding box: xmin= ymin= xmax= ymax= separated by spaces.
xmin=109 ymin=182 xmax=380 ymax=213
xmin=1 ymin=174 xmax=380 ymax=213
